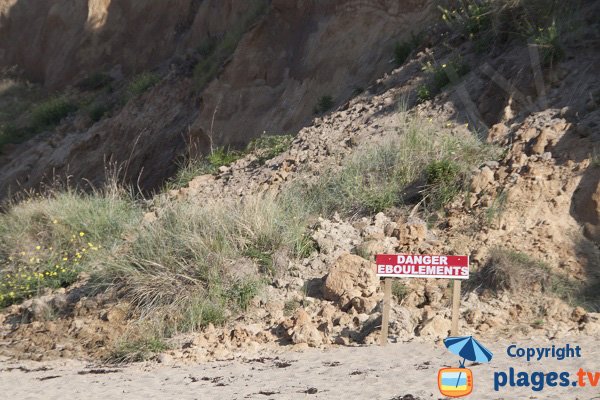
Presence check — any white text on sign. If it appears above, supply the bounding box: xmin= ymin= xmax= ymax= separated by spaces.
xmin=375 ymin=254 xmax=469 ymax=279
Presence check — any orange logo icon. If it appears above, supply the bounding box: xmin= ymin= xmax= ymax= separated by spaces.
xmin=438 ymin=367 xmax=473 ymax=398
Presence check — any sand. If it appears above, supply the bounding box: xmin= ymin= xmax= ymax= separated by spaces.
xmin=1 ymin=335 xmax=599 ymax=400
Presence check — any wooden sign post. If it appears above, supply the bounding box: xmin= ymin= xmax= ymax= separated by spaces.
xmin=375 ymin=254 xmax=469 ymax=345
xmin=450 ymin=279 xmax=461 ymax=337
xmin=380 ymin=278 xmax=392 ymax=346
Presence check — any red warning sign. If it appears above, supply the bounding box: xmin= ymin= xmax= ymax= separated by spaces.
xmin=375 ymin=254 xmax=469 ymax=279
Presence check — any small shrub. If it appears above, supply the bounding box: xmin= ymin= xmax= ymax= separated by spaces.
xmin=394 ymin=41 xmax=413 ymax=67
xmin=88 ymin=102 xmax=111 ymax=122
xmin=166 ymin=158 xmax=213 ymax=190
xmin=440 ymin=0 xmax=577 ymax=54
xmin=283 ymin=299 xmax=301 ymax=316
xmin=295 ymin=233 xmax=317 ymax=259
xmin=246 ymin=134 xmax=293 ymax=164
xmin=475 ymin=248 xmax=551 ymax=293
xmin=197 ymin=37 xmax=219 ymax=58
xmin=485 ymin=190 xmax=508 ymax=224
xmin=0 ymin=80 xmax=44 ymax=149
xmin=355 ymin=244 xmax=374 ymax=260
xmin=108 ymin=337 xmax=169 ymax=363
xmin=30 ymin=97 xmax=77 ymax=130
xmin=425 ymin=159 xmax=461 ymax=209
xmin=533 ymin=21 xmax=564 ymax=67
xmin=416 ymin=85 xmax=431 ymax=102
xmin=206 ymin=147 xmax=244 ymax=171
xmin=531 ymin=319 xmax=545 ymax=328
xmin=0 ymin=124 xmax=31 ymax=150
xmin=440 ymin=1 xmax=492 ymax=39
xmin=417 ymin=59 xmax=470 ymax=102
xmin=127 ymin=72 xmax=160 ymax=97
xmin=392 ymin=281 xmax=409 ymax=301
xmin=314 ymin=95 xmax=334 ymax=115
xmin=426 ymin=159 xmax=460 ymax=185
xmin=228 ymin=280 xmax=260 ymax=311
xmin=244 ymin=245 xmax=274 ymax=275
xmin=351 ymin=87 xmax=364 ymax=97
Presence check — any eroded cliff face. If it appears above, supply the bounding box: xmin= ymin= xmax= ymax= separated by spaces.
xmin=0 ymin=0 xmax=435 ymax=199
xmin=0 ymin=0 xmax=255 ymax=88
xmin=191 ymin=0 xmax=434 ymax=148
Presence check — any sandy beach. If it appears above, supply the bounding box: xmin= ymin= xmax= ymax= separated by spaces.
xmin=2 ymin=335 xmax=599 ymax=400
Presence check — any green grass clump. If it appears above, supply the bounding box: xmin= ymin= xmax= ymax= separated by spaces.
xmin=88 ymin=102 xmax=111 ymax=122
xmin=0 ymin=262 xmax=81 ymax=308
xmin=473 ymin=248 xmax=578 ymax=303
xmin=286 ymin=113 xmax=498 ymax=217
xmin=283 ymin=299 xmax=302 ymax=316
xmin=485 ymin=190 xmax=508 ymax=224
xmin=246 ymin=134 xmax=293 ymax=164
xmin=98 ymin=194 xmax=307 ymax=334
xmin=166 ymin=147 xmax=245 ymax=189
xmin=206 ymin=147 xmax=244 ymax=170
xmin=418 ymin=59 xmax=470 ymax=102
xmin=30 ymin=97 xmax=77 ymax=130
xmin=0 ymin=124 xmax=29 ymax=150
xmin=165 ymin=158 xmax=212 ymax=190
xmin=533 ymin=21 xmax=564 ymax=67
xmin=244 ymin=244 xmax=274 ymax=275
xmin=425 ymin=159 xmax=461 ymax=210
xmin=127 ymin=72 xmax=160 ymax=97
xmin=440 ymin=1 xmax=493 ymax=39
xmin=168 ymin=134 xmax=294 ymax=190
xmin=108 ymin=336 xmax=169 ymax=363
xmin=0 ymin=185 xmax=141 ymax=307
xmin=416 ymin=85 xmax=431 ymax=103
xmin=394 ymin=41 xmax=414 ymax=67
xmin=474 ymin=248 xmax=549 ymax=292
xmin=392 ymin=281 xmax=409 ymax=301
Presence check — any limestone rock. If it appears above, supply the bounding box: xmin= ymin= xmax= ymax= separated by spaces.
xmin=470 ymin=166 xmax=495 ymax=194
xmin=289 ymin=309 xmax=323 ymax=347
xmin=323 ymin=253 xmax=378 ymax=306
xmin=419 ymin=315 xmax=451 ymax=338
xmin=487 ymin=123 xmax=509 ymax=143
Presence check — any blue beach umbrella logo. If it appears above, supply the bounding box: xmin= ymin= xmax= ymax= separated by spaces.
xmin=438 ymin=336 xmax=493 ymax=397
xmin=444 ymin=336 xmax=494 ymax=367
